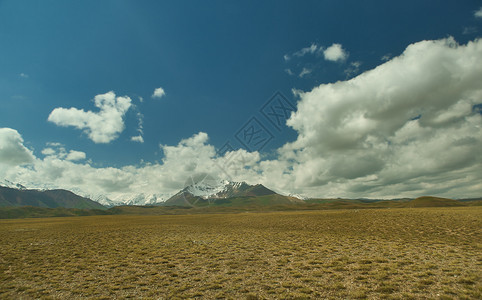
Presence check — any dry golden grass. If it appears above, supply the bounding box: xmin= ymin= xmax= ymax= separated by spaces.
xmin=0 ymin=207 xmax=480 ymax=299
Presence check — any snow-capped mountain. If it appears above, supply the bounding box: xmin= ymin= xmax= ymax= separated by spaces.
xmin=110 ymin=193 xmax=173 ymax=206
xmin=164 ymin=179 xmax=285 ymax=206
xmin=183 ymin=179 xmax=261 ymax=199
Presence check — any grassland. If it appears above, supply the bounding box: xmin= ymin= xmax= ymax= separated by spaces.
xmin=0 ymin=207 xmax=480 ymax=299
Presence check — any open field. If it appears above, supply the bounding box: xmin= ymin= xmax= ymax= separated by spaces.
xmin=0 ymin=207 xmax=480 ymax=299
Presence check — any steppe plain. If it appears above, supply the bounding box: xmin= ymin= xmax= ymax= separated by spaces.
xmin=0 ymin=207 xmax=480 ymax=299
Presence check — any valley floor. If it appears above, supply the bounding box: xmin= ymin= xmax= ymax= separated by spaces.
xmin=0 ymin=207 xmax=480 ymax=299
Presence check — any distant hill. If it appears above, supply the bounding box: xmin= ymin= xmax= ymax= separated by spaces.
xmin=0 ymin=186 xmax=105 ymax=209
xmin=304 ymin=196 xmax=478 ymax=209
xmin=407 ymin=196 xmax=464 ymax=208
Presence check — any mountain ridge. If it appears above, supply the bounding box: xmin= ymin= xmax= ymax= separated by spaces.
xmin=0 ymin=185 xmax=105 ymax=209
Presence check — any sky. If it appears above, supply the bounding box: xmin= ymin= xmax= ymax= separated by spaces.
xmin=1 ymin=1 xmax=482 ymax=200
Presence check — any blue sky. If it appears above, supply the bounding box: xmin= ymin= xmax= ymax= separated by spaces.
xmin=1 ymin=1 xmax=482 ymax=200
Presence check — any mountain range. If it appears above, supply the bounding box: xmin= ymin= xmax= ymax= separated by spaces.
xmin=1 ymin=179 xmax=481 ymax=212
xmin=0 ymin=178 xmax=306 ymax=208
xmin=0 ymin=179 xmax=302 ymax=209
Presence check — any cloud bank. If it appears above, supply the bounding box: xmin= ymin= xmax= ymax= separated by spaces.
xmin=2 ymin=37 xmax=482 ymax=200
xmin=0 ymin=131 xmax=261 ymax=201
xmin=48 ymin=91 xmax=132 ymax=143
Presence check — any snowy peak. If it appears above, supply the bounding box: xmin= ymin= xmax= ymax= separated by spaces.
xmin=287 ymin=193 xmax=308 ymax=200
xmin=164 ymin=180 xmax=278 ymax=206
xmin=183 ymin=180 xmax=256 ymax=199
xmin=0 ymin=179 xmax=27 ymax=190
xmin=82 ymin=192 xmax=173 ymax=207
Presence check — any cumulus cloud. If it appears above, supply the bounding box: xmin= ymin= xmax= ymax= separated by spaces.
xmin=3 ymin=37 xmax=482 ymax=200
xmin=41 ymin=148 xmax=56 ymax=156
xmin=41 ymin=144 xmax=85 ymax=161
xmin=48 ymin=91 xmax=132 ymax=143
xmin=283 ymin=37 xmax=482 ymax=198
xmin=323 ymin=43 xmax=348 ymax=62
xmin=0 ymin=128 xmax=35 ymax=166
xmin=152 ymin=87 xmax=166 ymax=99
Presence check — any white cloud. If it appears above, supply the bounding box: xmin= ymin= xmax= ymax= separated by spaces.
xmin=293 ymin=43 xmax=318 ymax=57
xmin=131 ymin=135 xmax=144 ymax=143
xmin=19 ymin=73 xmax=29 ymax=78
xmin=285 ymin=68 xmax=294 ymax=76
xmin=152 ymin=87 xmax=166 ymax=99
xmin=344 ymin=61 xmax=362 ymax=78
xmin=475 ymin=7 xmax=482 ymax=18
xmin=40 ymin=144 xmax=85 ymax=161
xmin=66 ymin=150 xmax=86 ymax=161
xmin=48 ymin=91 xmax=132 ymax=143
xmin=3 ymin=37 xmax=482 ymax=201
xmin=463 ymin=27 xmax=478 ymax=35
xmin=0 ymin=128 xmax=34 ymax=166
xmin=0 ymin=130 xmax=261 ymax=200
xmin=323 ymin=43 xmax=348 ymax=62
xmin=41 ymin=148 xmax=56 ymax=156
xmin=283 ymin=37 xmax=482 ymax=198
xmin=299 ymin=68 xmax=312 ymax=78
xmin=131 ymin=111 xmax=144 ymax=143
xmin=284 ymin=43 xmax=320 ymax=61
xmin=284 ymin=43 xmax=349 ymax=77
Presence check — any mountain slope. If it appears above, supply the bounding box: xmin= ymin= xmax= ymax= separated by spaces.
xmin=0 ymin=186 xmax=105 ymax=209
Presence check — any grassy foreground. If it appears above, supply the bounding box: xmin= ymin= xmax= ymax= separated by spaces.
xmin=0 ymin=207 xmax=480 ymax=299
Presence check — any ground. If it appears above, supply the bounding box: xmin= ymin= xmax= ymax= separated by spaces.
xmin=0 ymin=207 xmax=480 ymax=299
